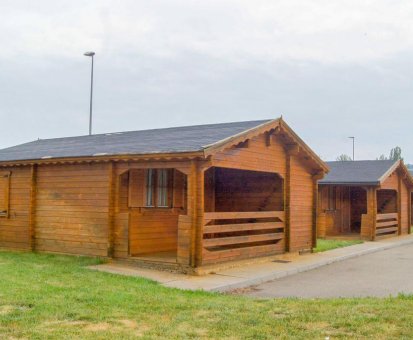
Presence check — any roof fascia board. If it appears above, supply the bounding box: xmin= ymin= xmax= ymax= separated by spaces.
xmin=319 ymin=182 xmax=380 ymax=186
xmin=279 ymin=118 xmax=329 ymax=173
xmin=0 ymin=151 xmax=204 ymax=167
xmin=378 ymin=160 xmax=400 ymax=184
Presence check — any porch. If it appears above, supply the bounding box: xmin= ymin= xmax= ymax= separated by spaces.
xmin=116 ymin=164 xmax=286 ymax=268
xmin=318 ymin=185 xmax=400 ymax=241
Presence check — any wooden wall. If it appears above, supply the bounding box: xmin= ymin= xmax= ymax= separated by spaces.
xmin=112 ymin=162 xmax=191 ymax=259
xmin=212 ymin=133 xmax=287 ymax=175
xmin=35 ymin=163 xmax=110 ymax=256
xmin=0 ymin=166 xmax=31 ymax=250
xmin=318 ymin=186 xmax=366 ymax=237
xmin=210 ymin=131 xmax=318 ymax=255
xmin=400 ymin=176 xmax=410 ymax=234
xmin=381 ymin=169 xmax=410 ymax=235
xmin=289 ymin=156 xmax=313 ymax=251
xmin=211 ymin=167 xmax=283 ymax=212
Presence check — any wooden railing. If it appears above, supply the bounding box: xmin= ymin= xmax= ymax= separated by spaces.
xmin=202 ymin=211 xmax=285 ymax=264
xmin=375 ymin=213 xmax=399 ymax=238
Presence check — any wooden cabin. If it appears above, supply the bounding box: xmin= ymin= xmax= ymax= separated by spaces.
xmin=0 ymin=118 xmax=327 ymax=272
xmin=318 ymin=160 xmax=413 ymax=240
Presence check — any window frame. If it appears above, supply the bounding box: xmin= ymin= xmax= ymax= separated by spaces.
xmin=144 ymin=168 xmax=173 ymax=209
xmin=0 ymin=171 xmax=11 ymax=218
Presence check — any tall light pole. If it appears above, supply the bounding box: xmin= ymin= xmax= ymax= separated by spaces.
xmin=348 ymin=136 xmax=355 ymax=161
xmin=84 ymin=51 xmax=95 ymax=135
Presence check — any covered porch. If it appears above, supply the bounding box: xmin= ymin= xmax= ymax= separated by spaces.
xmin=318 ymin=185 xmax=400 ymax=240
xmin=116 ymin=163 xmax=286 ymax=268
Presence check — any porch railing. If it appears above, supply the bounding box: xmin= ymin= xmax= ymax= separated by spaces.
xmin=375 ymin=212 xmax=398 ymax=238
xmin=202 ymin=211 xmax=285 ymax=264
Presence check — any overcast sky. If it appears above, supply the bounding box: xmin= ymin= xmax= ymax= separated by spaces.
xmin=1 ymin=0 xmax=413 ymax=162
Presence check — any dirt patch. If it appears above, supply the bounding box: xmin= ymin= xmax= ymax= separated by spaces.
xmin=0 ymin=305 xmax=15 ymax=315
xmin=118 ymin=319 xmax=138 ymax=329
xmin=228 ymin=286 xmax=261 ymax=294
xmin=84 ymin=322 xmax=110 ymax=331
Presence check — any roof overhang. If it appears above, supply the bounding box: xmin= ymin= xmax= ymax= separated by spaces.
xmin=0 ymin=151 xmax=204 ymax=167
xmin=319 ymin=181 xmax=380 ymax=187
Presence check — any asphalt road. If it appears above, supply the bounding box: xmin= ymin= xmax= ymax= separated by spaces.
xmin=243 ymin=243 xmax=413 ymax=298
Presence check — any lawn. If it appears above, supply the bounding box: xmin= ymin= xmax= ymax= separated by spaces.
xmin=1 ymin=251 xmax=413 ymax=339
xmin=314 ymin=238 xmax=363 ymax=253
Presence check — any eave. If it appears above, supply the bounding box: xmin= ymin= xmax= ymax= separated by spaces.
xmin=0 ymin=151 xmax=205 ymax=167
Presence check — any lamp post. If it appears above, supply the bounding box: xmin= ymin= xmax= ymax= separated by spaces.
xmin=84 ymin=51 xmax=95 ymax=135
xmin=348 ymin=136 xmax=355 ymax=161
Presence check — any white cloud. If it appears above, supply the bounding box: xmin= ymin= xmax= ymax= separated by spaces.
xmin=2 ymin=0 xmax=413 ymax=64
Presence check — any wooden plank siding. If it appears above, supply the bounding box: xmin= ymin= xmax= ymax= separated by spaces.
xmin=289 ymin=156 xmax=313 ymax=251
xmin=0 ymin=166 xmax=31 ymax=250
xmin=34 ymin=163 xmax=110 ymax=256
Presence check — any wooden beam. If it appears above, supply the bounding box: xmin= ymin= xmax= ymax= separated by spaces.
xmin=107 ymin=161 xmax=116 ymax=257
xmin=204 ymin=211 xmax=284 ymax=220
xmin=409 ymin=190 xmax=412 ymax=234
xmin=29 ymin=165 xmax=37 ymax=251
xmin=372 ymin=188 xmax=377 ymax=240
xmin=311 ymin=175 xmax=318 ymax=249
xmin=398 ymin=174 xmax=402 ymax=235
xmin=286 ymin=144 xmax=300 ymax=156
xmin=284 ymin=153 xmax=291 ymax=251
xmin=195 ymin=163 xmax=205 ymax=267
xmin=188 ymin=161 xmax=197 ymax=267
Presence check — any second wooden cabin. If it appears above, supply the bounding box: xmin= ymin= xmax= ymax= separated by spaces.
xmin=318 ymin=160 xmax=413 ymax=240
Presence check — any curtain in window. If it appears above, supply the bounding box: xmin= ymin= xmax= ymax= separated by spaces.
xmin=145 ymin=169 xmax=154 ymax=207
xmin=157 ymin=169 xmax=168 ymax=207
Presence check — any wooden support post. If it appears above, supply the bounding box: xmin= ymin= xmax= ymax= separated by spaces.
xmin=409 ymin=191 xmax=412 ymax=234
xmin=188 ymin=161 xmax=197 ymax=267
xmin=398 ymin=174 xmax=402 ymax=235
xmin=29 ymin=164 xmax=37 ymax=251
xmin=311 ymin=172 xmax=324 ymax=249
xmin=371 ymin=188 xmax=378 ymax=241
xmin=284 ymin=153 xmax=291 ymax=252
xmin=195 ymin=164 xmax=205 ymax=267
xmin=107 ymin=161 xmax=116 ymax=257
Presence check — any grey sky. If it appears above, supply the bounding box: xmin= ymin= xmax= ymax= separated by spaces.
xmin=1 ymin=0 xmax=412 ymax=162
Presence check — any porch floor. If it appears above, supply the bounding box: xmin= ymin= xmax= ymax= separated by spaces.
xmin=131 ymin=251 xmax=177 ymax=263
xmin=325 ymin=232 xmax=361 ymax=241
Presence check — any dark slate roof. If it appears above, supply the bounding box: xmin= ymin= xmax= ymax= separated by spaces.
xmin=0 ymin=119 xmax=272 ymax=162
xmin=319 ymin=160 xmax=397 ymax=185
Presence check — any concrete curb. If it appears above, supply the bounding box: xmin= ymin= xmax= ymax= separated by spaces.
xmin=210 ymin=237 xmax=413 ymax=292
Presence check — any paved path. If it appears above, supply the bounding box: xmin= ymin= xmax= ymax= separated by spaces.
xmin=242 ymin=243 xmax=413 ymax=298
xmin=89 ymin=235 xmax=413 ymax=293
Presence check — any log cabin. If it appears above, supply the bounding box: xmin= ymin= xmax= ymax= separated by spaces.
xmin=0 ymin=118 xmax=327 ymax=272
xmin=318 ymin=160 xmax=413 ymax=241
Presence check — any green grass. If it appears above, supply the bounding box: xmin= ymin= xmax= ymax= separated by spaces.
xmin=0 ymin=251 xmax=413 ymax=339
xmin=314 ymin=238 xmax=363 ymax=253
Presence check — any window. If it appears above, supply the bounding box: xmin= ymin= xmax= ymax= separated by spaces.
xmin=157 ymin=169 xmax=168 ymax=207
xmin=145 ymin=169 xmax=155 ymax=207
xmin=0 ymin=172 xmax=11 ymax=218
xmin=145 ymin=169 xmax=172 ymax=208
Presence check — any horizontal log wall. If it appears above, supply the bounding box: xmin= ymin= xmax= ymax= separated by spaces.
xmin=0 ymin=166 xmax=31 ymax=250
xmin=35 ymin=163 xmax=110 ymax=256
xmin=289 ymin=156 xmax=313 ymax=251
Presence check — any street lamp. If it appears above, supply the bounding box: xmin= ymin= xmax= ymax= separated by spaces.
xmin=84 ymin=51 xmax=95 ymax=135
xmin=348 ymin=136 xmax=355 ymax=161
